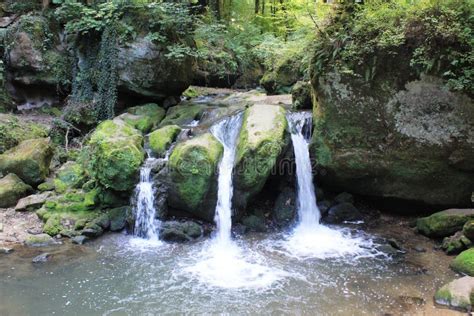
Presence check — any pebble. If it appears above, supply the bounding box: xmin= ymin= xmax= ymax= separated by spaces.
xmin=32 ymin=253 xmax=51 ymax=263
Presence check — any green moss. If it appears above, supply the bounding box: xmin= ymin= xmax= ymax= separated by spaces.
xmin=159 ymin=104 xmax=206 ymax=127
xmin=182 ymin=87 xmax=199 ymax=98
xmin=54 ymin=161 xmax=86 ymax=193
xmin=169 ymin=133 xmax=222 ymax=211
xmin=38 ymin=181 xmax=55 ymax=192
xmin=121 ymin=103 xmax=166 ymax=133
xmin=0 ymin=114 xmax=49 ymax=154
xmin=235 ymin=104 xmax=288 ymax=200
xmin=148 ymin=125 xmax=181 ymax=157
xmin=0 ymin=138 xmax=54 ymax=185
xmin=417 ymin=210 xmax=474 ymax=238
xmin=0 ymin=173 xmax=33 ymax=208
xmin=86 ymin=120 xmax=144 ymax=191
xmin=451 ymin=249 xmax=474 ymax=276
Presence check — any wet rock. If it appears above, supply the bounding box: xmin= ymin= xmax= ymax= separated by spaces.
xmin=387 ymin=238 xmax=403 ymax=251
xmin=241 ymin=215 xmax=267 ymax=232
xmin=451 ymin=248 xmax=474 ymax=276
xmin=413 ymin=245 xmax=426 ymax=253
xmin=0 ymin=138 xmax=54 ymax=185
xmin=32 ymin=253 xmax=50 ymax=263
xmin=148 ymin=125 xmax=182 ymax=157
xmin=168 ymin=133 xmax=222 ymax=221
xmin=87 ymin=120 xmax=144 ymax=191
xmin=15 ymin=191 xmax=52 ymax=212
xmin=334 ymin=192 xmax=354 ymax=205
xmin=81 ymin=224 xmax=104 ymax=238
xmin=291 ymin=81 xmax=312 ymax=110
xmin=324 ymin=202 xmax=363 ymax=224
xmin=119 ymin=103 xmax=166 ymax=134
xmin=24 ymin=234 xmax=55 ymax=247
xmin=234 ymin=104 xmax=289 ymax=211
xmin=317 ymin=200 xmax=332 ymax=218
xmin=159 ymin=104 xmax=207 ymax=127
xmin=108 ymin=206 xmax=129 ymax=232
xmin=463 ymin=220 xmax=474 ymax=241
xmin=435 ymin=276 xmax=474 ymax=311
xmin=442 ymin=231 xmax=471 ymax=255
xmin=0 ymin=247 xmax=13 ymax=254
xmin=0 ymin=173 xmax=33 ymax=208
xmin=273 ymin=187 xmax=296 ymax=226
xmin=72 ymin=235 xmax=88 ymax=245
xmin=159 ymin=221 xmax=203 ymax=242
xmin=417 ymin=209 xmax=474 ymax=238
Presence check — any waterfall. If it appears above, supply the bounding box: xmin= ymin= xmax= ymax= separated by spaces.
xmin=132 ymin=154 xmax=160 ymax=241
xmin=287 ymin=112 xmax=320 ymax=228
xmin=284 ymin=111 xmax=370 ymax=258
xmin=210 ymin=113 xmax=243 ymax=244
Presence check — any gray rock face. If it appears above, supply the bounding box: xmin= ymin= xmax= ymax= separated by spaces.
xmin=117 ymin=37 xmax=194 ymax=100
xmin=15 ymin=191 xmax=52 ymax=212
xmin=312 ymin=72 xmax=474 ymax=206
xmin=273 ymin=187 xmax=296 ymax=226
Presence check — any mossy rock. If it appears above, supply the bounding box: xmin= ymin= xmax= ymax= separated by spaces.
xmin=120 ymin=103 xmax=166 ymax=133
xmin=0 ymin=114 xmax=49 ymax=154
xmin=0 ymin=173 xmax=32 ymax=208
xmin=54 ymin=161 xmax=86 ymax=193
xmin=291 ymin=81 xmax=312 ymax=110
xmin=148 ymin=125 xmax=181 ymax=157
xmin=159 ymin=104 xmax=206 ymax=127
xmin=0 ymin=138 xmax=54 ymax=185
xmin=38 ymin=181 xmax=55 ymax=192
xmin=24 ymin=233 xmax=55 ymax=247
xmin=86 ymin=120 xmax=144 ymax=192
xmin=463 ymin=220 xmax=474 ymax=241
xmin=234 ymin=104 xmax=289 ymax=207
xmin=442 ymin=231 xmax=472 ymax=255
xmin=417 ymin=209 xmax=474 ymax=238
xmin=182 ymin=87 xmax=200 ymax=98
xmin=451 ymin=248 xmax=474 ymax=276
xmin=168 ymin=133 xmax=222 ymax=220
xmin=108 ymin=206 xmax=129 ymax=231
xmin=435 ymin=276 xmax=474 ymax=311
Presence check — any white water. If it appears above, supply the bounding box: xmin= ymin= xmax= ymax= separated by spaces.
xmin=284 ymin=112 xmax=375 ymax=259
xmin=132 ymin=155 xmax=161 ymax=243
xmin=185 ymin=114 xmax=287 ymax=289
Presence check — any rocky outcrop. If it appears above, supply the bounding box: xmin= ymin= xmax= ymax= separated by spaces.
xmin=117 ymin=37 xmax=194 ymax=100
xmin=0 ymin=173 xmax=32 ymax=208
xmin=168 ymin=133 xmax=222 ymax=220
xmin=435 ymin=276 xmax=474 ymax=311
xmin=417 ymin=209 xmax=474 ymax=238
xmin=86 ymin=119 xmax=144 ymax=192
xmin=149 ymin=125 xmax=181 ymax=157
xmin=234 ymin=104 xmax=289 ymax=212
xmin=311 ymin=72 xmax=474 ymax=206
xmin=0 ymin=138 xmax=53 ymax=185
xmin=291 ymin=81 xmax=312 ymax=110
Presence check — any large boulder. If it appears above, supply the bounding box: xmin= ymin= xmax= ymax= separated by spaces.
xmin=15 ymin=191 xmax=53 ymax=212
xmin=117 ymin=37 xmax=194 ymax=100
xmin=168 ymin=133 xmax=222 ymax=220
xmin=149 ymin=125 xmax=181 ymax=157
xmin=0 ymin=138 xmax=54 ymax=185
xmin=234 ymin=104 xmax=289 ymax=211
xmin=0 ymin=173 xmax=32 ymax=208
xmin=118 ymin=103 xmax=165 ymax=134
xmin=159 ymin=104 xmax=207 ymax=127
xmin=451 ymin=248 xmax=474 ymax=276
xmin=417 ymin=209 xmax=474 ymax=238
xmin=159 ymin=220 xmax=203 ymax=242
xmin=53 ymin=161 xmax=86 ymax=193
xmin=86 ymin=120 xmax=144 ymax=192
xmin=435 ymin=276 xmax=474 ymax=311
xmin=5 ymin=15 xmax=70 ymax=87
xmin=0 ymin=114 xmax=49 ymax=154
xmin=311 ymin=73 xmax=474 ymax=206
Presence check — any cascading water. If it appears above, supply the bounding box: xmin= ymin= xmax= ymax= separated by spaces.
xmin=284 ymin=112 xmax=374 ymax=258
xmin=185 ymin=113 xmax=286 ymax=288
xmin=209 ymin=113 xmax=242 ymax=244
xmin=132 ymin=152 xmax=160 ymax=241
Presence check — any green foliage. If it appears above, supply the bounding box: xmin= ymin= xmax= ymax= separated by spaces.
xmin=312 ymin=0 xmax=474 ymax=95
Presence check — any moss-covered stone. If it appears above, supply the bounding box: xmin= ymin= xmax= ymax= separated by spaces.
xmin=442 ymin=232 xmax=472 ymax=255
xmin=168 ymin=133 xmax=222 ymax=220
xmin=417 ymin=209 xmax=474 ymax=238
xmin=120 ymin=103 xmax=166 ymax=133
xmin=0 ymin=114 xmax=49 ymax=154
xmin=260 ymin=52 xmax=303 ymax=95
xmin=435 ymin=276 xmax=474 ymax=311
xmin=291 ymin=81 xmax=312 ymax=110
xmin=54 ymin=161 xmax=86 ymax=193
xmin=0 ymin=138 xmax=53 ymax=186
xmin=182 ymin=86 xmax=199 ymax=98
xmin=451 ymin=248 xmax=474 ymax=276
xmin=38 ymin=181 xmax=55 ymax=192
xmin=24 ymin=233 xmax=55 ymax=247
xmin=149 ymin=125 xmax=181 ymax=157
xmin=86 ymin=120 xmax=144 ymax=192
xmin=464 ymin=220 xmax=474 ymax=242
xmin=108 ymin=206 xmax=129 ymax=232
xmin=0 ymin=173 xmax=33 ymax=208
xmin=234 ymin=104 xmax=289 ymax=207
xmin=159 ymin=104 xmax=206 ymax=127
